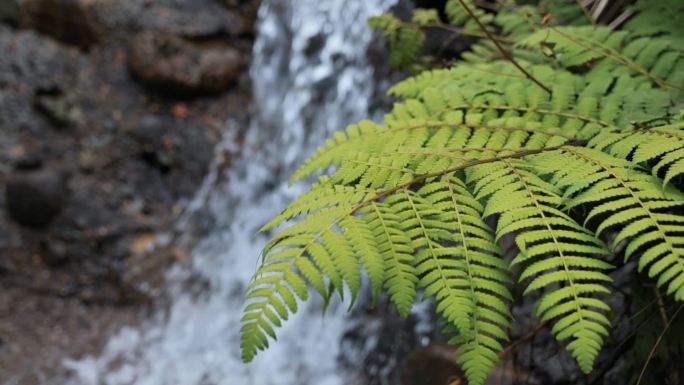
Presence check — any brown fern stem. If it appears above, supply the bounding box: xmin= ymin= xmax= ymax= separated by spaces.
xmin=653 ymin=286 xmax=670 ymax=327
xmin=455 ymin=0 xmax=552 ymax=94
xmin=351 ymin=139 xmax=588 ymax=213
xmin=636 ymin=303 xmax=684 ymax=385
xmin=402 ymin=22 xmax=512 ymax=43
xmin=500 ymin=321 xmax=550 ymax=359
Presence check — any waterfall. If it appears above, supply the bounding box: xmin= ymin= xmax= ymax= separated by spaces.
xmin=65 ymin=0 xmax=396 ymax=384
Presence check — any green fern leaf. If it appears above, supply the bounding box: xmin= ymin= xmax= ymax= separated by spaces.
xmin=535 ymin=147 xmax=684 ymax=301
xmin=469 ymin=158 xmax=612 ymax=374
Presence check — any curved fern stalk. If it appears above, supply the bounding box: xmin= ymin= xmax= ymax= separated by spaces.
xmin=451 ymin=0 xmax=552 ymax=94
xmin=437 ymin=103 xmax=613 ymax=128
xmin=294 ymin=107 xmax=576 ymax=190
xmin=468 ymin=158 xmax=613 ymax=374
xmin=420 ymin=175 xmax=512 ymax=385
xmin=589 ymin=118 xmax=684 ymax=186
xmin=536 ymin=147 xmax=684 ymax=300
xmin=387 ymin=61 xmax=676 ymax=130
xmin=445 ymin=0 xmax=494 ymax=30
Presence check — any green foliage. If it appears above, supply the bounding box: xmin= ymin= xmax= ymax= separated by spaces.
xmin=537 ymin=0 xmax=589 ymax=25
xmin=242 ymin=1 xmax=684 ymax=384
xmin=368 ymin=14 xmax=425 ymax=69
xmin=445 ymin=0 xmax=494 ymax=32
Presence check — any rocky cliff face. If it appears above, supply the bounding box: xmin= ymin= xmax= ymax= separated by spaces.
xmin=0 ymin=0 xmax=259 ymax=382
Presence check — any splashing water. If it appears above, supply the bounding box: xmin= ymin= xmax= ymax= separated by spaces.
xmin=65 ymin=0 xmax=395 ymax=384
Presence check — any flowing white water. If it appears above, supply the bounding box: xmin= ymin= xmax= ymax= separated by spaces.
xmin=66 ymin=0 xmax=395 ymax=384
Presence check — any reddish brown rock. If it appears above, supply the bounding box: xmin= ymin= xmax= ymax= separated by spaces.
xmin=401 ymin=344 xmax=520 ymax=385
xmin=401 ymin=345 xmax=462 ymax=385
xmin=128 ymin=31 xmax=243 ymax=96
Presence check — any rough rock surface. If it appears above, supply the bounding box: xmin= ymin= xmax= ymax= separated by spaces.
xmin=19 ymin=0 xmax=103 ymax=47
xmin=0 ymin=0 xmax=260 ymax=383
xmin=128 ymin=31 xmax=243 ymax=95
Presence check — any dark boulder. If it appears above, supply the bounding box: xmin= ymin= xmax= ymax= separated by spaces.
xmin=5 ymin=167 xmax=68 ymax=227
xmin=127 ymin=31 xmax=243 ymax=96
xmin=19 ymin=0 xmax=102 ymax=48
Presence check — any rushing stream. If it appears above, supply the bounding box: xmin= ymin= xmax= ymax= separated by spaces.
xmin=66 ymin=0 xmax=397 ymax=384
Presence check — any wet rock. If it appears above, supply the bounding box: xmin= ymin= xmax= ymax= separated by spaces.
xmin=0 ymin=0 xmax=258 ymax=378
xmin=5 ymin=167 xmax=68 ymax=227
xmin=19 ymin=0 xmax=102 ymax=48
xmin=128 ymin=31 xmax=242 ymax=96
xmin=0 ymin=0 xmax=19 ymax=26
xmin=400 ymin=344 xmax=521 ymax=385
xmin=0 ymin=28 xmax=79 ymax=89
xmin=138 ymin=2 xmax=249 ymax=39
xmin=41 ymin=238 xmax=70 ymax=266
xmin=128 ymin=114 xmax=178 ymax=172
xmin=220 ymin=0 xmax=261 ymax=23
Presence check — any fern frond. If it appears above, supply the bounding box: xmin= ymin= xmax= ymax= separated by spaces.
xmin=625 ymin=0 xmax=684 ymax=49
xmin=340 ymin=215 xmax=385 ymax=299
xmin=445 ymin=0 xmax=494 ymax=32
xmin=589 ymin=118 xmax=684 ymax=186
xmin=412 ymin=8 xmax=441 ymax=25
xmin=534 ymin=147 xmax=684 ymax=301
xmin=538 ymin=0 xmax=592 ymax=25
xmin=243 ymin=202 xmax=367 ymax=362
xmin=518 ymin=26 xmax=684 ymax=90
xmin=368 ymin=14 xmax=425 ymax=69
xmin=469 ymin=158 xmax=612 ymax=373
xmin=243 ymin=1 xmax=684 ymax=382
xmin=421 ymin=175 xmax=512 ymax=385
xmin=365 ymin=200 xmax=418 ymax=316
